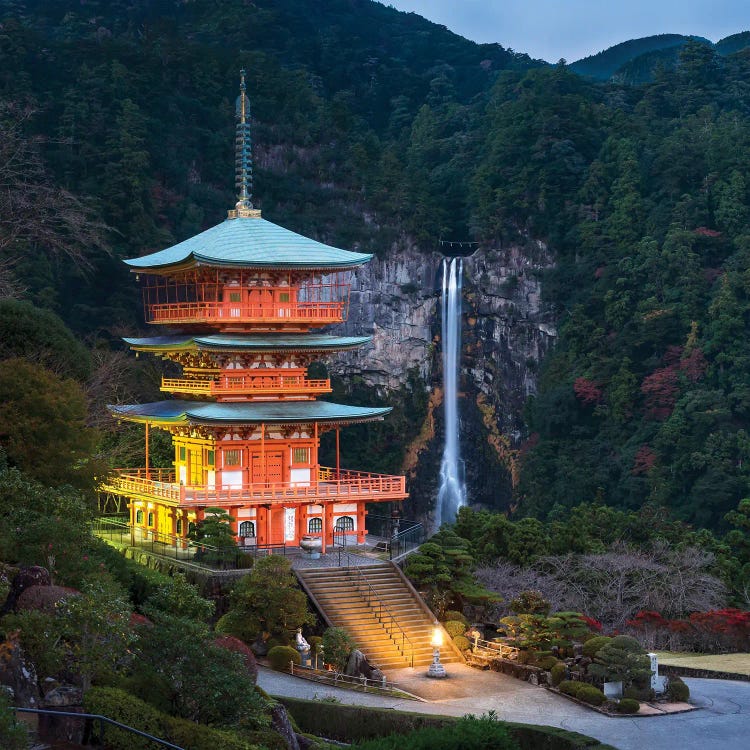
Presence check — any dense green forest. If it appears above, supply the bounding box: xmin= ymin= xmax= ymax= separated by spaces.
xmin=1 ymin=1 xmax=750 ymax=534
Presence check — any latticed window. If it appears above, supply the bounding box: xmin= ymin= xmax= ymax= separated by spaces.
xmin=206 ymin=450 xmax=215 ymax=466
xmin=308 ymin=517 xmax=323 ymax=533
xmin=229 ymin=292 xmax=241 ymax=303
xmin=179 ymin=446 xmax=186 ymax=461
xmin=176 ymin=519 xmax=183 ymax=535
xmin=279 ymin=292 xmax=290 ymax=302
xmin=239 ymin=521 xmax=255 ymax=537
xmin=147 ymin=512 xmax=154 ymax=527
xmin=292 ymin=447 xmax=309 ymax=464
xmin=335 ymin=516 xmax=354 ymax=531
xmin=224 ymin=449 xmax=241 ymax=466
xmin=136 ymin=510 xmax=144 ymax=524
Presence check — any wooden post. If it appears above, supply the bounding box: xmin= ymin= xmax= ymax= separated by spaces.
xmin=145 ymin=422 xmax=150 ymax=479
xmin=335 ymin=426 xmax=340 ymax=479
xmin=261 ymin=422 xmax=266 ymax=486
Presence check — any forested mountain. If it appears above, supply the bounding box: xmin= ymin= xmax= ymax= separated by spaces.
xmin=571 ymin=32 xmax=750 ymax=84
xmin=2 ymin=1 xmax=750 ymax=531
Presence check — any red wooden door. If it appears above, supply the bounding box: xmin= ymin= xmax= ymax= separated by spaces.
xmin=270 ymin=508 xmax=285 ymax=545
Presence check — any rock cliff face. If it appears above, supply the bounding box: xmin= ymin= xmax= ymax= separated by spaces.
xmin=329 ymin=240 xmax=556 ymax=522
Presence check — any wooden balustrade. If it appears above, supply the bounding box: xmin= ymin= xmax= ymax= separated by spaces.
xmin=145 ymin=300 xmax=346 ymax=325
xmin=102 ymin=466 xmax=407 ymax=507
xmin=160 ymin=374 xmax=332 ymax=397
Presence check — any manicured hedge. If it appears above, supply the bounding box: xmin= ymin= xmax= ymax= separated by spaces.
xmin=443 ymin=620 xmax=466 ymax=637
xmin=581 ymin=636 xmax=611 ymax=659
xmin=615 ymin=698 xmax=640 ymax=714
xmin=83 ymin=687 xmax=263 ymax=750
xmin=267 ymin=645 xmax=301 ymax=671
xmin=576 ymin=685 xmax=606 ymax=707
xmin=550 ymin=663 xmax=567 ymax=686
xmin=666 ymin=676 xmax=690 ymax=701
xmin=277 ymin=697 xmax=617 ymax=749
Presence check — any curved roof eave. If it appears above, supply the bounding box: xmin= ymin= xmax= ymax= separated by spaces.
xmin=122 ymin=334 xmax=372 ymax=353
xmin=108 ymin=400 xmax=391 ymax=426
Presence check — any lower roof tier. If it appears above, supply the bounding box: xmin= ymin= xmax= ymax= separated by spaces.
xmin=110 ymin=399 xmax=390 ymax=426
xmin=124 ymin=333 xmax=371 ymax=354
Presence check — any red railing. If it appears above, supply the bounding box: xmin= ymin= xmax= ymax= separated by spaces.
xmin=145 ymin=301 xmax=346 ymax=325
xmin=160 ymin=374 xmax=331 ymax=398
xmin=102 ymin=467 xmax=407 ymax=507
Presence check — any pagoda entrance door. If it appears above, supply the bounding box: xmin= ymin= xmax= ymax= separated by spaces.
xmin=270 ymin=508 xmax=285 ymax=545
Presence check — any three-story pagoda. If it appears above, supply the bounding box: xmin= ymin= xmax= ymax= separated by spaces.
xmin=104 ymin=72 xmax=407 ymax=552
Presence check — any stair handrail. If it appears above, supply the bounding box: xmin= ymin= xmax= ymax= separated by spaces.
xmin=341 ymin=556 xmax=414 ymax=668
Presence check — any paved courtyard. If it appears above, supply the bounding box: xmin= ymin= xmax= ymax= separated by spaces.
xmin=258 ymin=664 xmax=750 ymax=750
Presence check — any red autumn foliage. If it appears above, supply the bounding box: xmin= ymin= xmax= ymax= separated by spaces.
xmin=129 ymin=613 xmax=153 ymax=628
xmin=631 ymin=444 xmax=657 ymax=476
xmin=573 ymin=377 xmax=603 ymax=406
xmin=214 ymin=634 xmax=258 ymax=683
xmin=641 ymin=366 xmax=679 ymax=419
xmin=582 ymin=615 xmax=603 ymax=632
xmin=694 ymin=226 xmax=722 ymax=237
xmin=628 ymin=609 xmax=750 ymax=651
xmin=680 ymin=348 xmax=708 ymax=382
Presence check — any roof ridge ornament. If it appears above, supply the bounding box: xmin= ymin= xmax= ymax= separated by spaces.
xmin=228 ymin=69 xmax=261 ymax=219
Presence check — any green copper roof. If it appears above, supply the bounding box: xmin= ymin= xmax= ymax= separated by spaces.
xmin=124 ymin=217 xmax=372 ymax=272
xmin=110 ymin=400 xmax=390 ymax=426
xmin=124 ymin=334 xmax=371 ymax=353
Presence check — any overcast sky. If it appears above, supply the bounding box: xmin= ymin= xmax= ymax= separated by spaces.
xmin=382 ymin=1 xmax=749 ymax=62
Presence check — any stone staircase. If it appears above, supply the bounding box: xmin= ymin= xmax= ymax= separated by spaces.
xmin=296 ymin=562 xmax=463 ymax=671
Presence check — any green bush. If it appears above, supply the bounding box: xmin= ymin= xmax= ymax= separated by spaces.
xmin=215 ymin=611 xmax=258 ymax=644
xmin=322 ymin=627 xmax=355 ymax=671
xmin=576 ymin=685 xmax=606 ymax=707
xmin=615 ymin=698 xmax=641 ymax=714
xmin=581 ymin=636 xmax=612 ymax=659
xmin=535 ymin=655 xmax=559 ymax=671
xmin=0 ymin=687 xmax=29 ymax=750
xmin=84 ymin=687 xmax=164 ymax=750
xmin=267 ymin=645 xmax=301 ymax=672
xmin=443 ymin=620 xmax=466 ymax=637
xmin=558 ymin=680 xmax=584 ymax=697
xmin=84 ymin=687 xmax=264 ymax=750
xmin=452 ymin=635 xmax=470 ymax=651
xmin=443 ymin=610 xmax=468 ymax=625
xmin=308 ymin=635 xmax=323 ymax=654
xmin=550 ymin=663 xmax=567 ymax=686
xmin=666 ymin=676 xmax=690 ymax=702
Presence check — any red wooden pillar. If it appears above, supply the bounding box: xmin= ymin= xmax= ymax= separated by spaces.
xmin=256 ymin=506 xmax=268 ymax=546
xmin=324 ymin=504 xmax=335 ymax=549
xmin=357 ymin=503 xmax=366 ymax=545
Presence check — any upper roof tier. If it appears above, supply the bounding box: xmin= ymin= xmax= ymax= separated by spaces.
xmin=124 ymin=215 xmax=372 ymax=273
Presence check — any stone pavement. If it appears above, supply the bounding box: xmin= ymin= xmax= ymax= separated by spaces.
xmin=258 ymin=665 xmax=750 ymax=750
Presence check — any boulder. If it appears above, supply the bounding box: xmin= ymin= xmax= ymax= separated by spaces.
xmin=43 ymin=685 xmax=83 ymax=707
xmin=16 ymin=584 xmax=79 ymax=614
xmin=270 ymin=702 xmax=300 ymax=750
xmin=345 ymin=650 xmax=384 ymax=683
xmin=0 ymin=637 xmax=41 ymax=708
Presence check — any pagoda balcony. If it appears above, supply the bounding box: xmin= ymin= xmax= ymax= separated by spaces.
xmin=101 ymin=466 xmax=407 ymax=507
xmin=145 ymin=300 xmax=347 ymax=326
xmin=160 ymin=373 xmax=332 ymax=399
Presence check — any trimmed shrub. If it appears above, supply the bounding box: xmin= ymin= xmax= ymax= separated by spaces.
xmin=616 ymin=698 xmax=641 ymax=714
xmin=267 ymin=645 xmax=301 ymax=672
xmin=443 ymin=610 xmax=468 ymax=625
xmin=550 ymin=663 xmax=567 ymax=686
xmin=558 ymin=680 xmax=584 ymax=697
xmin=167 ymin=718 xmax=251 ymax=750
xmin=576 ymin=685 xmax=606 ymax=707
xmin=452 ymin=635 xmax=470 ymax=651
xmin=582 ymin=636 xmax=612 ymax=659
xmin=215 ymin=634 xmax=258 ymax=683
xmin=215 ymin=611 xmax=257 ymax=644
xmin=308 ymin=635 xmax=323 ymax=655
xmin=444 ymin=620 xmax=466 ymax=637
xmin=535 ymin=655 xmax=559 ymax=671
xmin=666 ymin=676 xmax=690 ymax=702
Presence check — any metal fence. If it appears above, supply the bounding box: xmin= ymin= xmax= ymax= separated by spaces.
xmin=366 ymin=513 xmax=425 ymax=560
xmin=92 ymin=516 xmax=289 ymax=570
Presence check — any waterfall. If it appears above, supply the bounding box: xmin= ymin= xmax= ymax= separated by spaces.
xmin=436 ymin=257 xmax=466 ymax=529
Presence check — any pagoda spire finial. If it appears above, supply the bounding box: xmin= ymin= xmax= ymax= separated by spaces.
xmin=229 ymin=68 xmax=261 ymax=219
